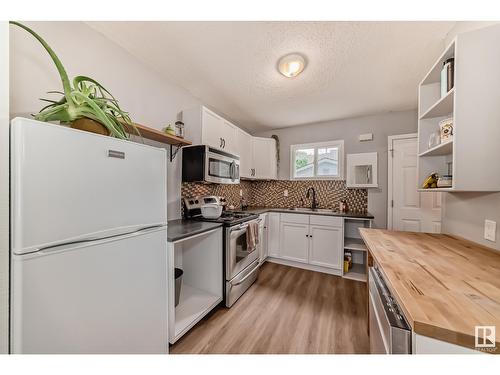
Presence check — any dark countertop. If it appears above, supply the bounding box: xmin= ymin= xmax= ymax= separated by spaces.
xmin=236 ymin=206 xmax=374 ymax=219
xmin=167 ymin=219 xmax=223 ymax=242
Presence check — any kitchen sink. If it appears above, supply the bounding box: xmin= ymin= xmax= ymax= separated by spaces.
xmin=287 ymin=207 xmax=339 ymax=214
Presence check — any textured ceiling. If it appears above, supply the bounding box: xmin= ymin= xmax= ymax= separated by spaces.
xmin=87 ymin=21 xmax=456 ymax=132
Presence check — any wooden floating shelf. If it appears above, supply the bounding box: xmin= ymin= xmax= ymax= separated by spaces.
xmin=418 ymin=140 xmax=453 ymax=157
xmin=419 ymin=88 xmax=455 ymax=120
xmin=123 ymin=121 xmax=192 ymax=146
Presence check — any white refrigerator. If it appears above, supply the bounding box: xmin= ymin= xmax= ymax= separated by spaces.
xmin=10 ymin=118 xmax=168 ymax=354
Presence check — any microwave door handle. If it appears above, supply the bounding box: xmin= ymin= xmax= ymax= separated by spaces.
xmin=230 ymin=161 xmax=236 ymax=181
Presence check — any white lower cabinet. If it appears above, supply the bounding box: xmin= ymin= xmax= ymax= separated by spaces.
xmin=309 ymin=225 xmax=343 ymax=270
xmin=280 ymin=222 xmax=309 ymax=263
xmin=267 ymin=212 xmax=281 ymax=257
xmin=258 ymin=213 xmax=268 ymax=262
xmin=267 ymin=213 xmax=343 ymax=273
xmin=413 ymin=333 xmax=483 ymax=354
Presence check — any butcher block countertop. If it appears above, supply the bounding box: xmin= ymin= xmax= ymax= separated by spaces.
xmin=360 ymin=229 xmax=500 ymax=351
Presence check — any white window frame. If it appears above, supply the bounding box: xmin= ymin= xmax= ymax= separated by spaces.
xmin=290 ymin=140 xmax=344 ymax=180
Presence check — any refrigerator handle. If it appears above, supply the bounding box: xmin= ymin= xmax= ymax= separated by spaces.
xmin=35 ymin=225 xmax=166 ymax=255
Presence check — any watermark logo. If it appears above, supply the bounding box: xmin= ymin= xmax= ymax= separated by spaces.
xmin=475 ymin=326 xmax=496 ymax=351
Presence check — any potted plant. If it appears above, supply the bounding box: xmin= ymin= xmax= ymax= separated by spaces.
xmin=10 ymin=21 xmax=138 ymax=138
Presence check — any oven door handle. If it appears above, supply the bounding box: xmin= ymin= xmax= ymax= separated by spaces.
xmin=231 ymin=261 xmax=261 ymax=286
xmin=233 ymin=219 xmax=261 ymax=232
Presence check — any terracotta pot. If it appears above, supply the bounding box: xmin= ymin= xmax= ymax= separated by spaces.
xmin=71 ymin=118 xmax=110 ymax=136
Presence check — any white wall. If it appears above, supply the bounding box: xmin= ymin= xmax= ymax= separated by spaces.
xmin=0 ymin=21 xmax=10 ymax=354
xmin=444 ymin=21 xmax=500 ymax=46
xmin=440 ymin=21 xmax=500 ymax=251
xmin=255 ymin=110 xmax=418 ymax=229
xmin=9 ymin=21 xmax=201 ymax=221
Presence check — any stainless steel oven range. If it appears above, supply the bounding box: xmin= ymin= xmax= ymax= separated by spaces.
xmin=184 ymin=197 xmax=261 ymax=307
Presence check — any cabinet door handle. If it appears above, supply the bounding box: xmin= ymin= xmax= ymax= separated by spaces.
xmin=220 ymin=137 xmax=223 ymax=148
xmin=222 ymin=138 xmax=226 ymax=148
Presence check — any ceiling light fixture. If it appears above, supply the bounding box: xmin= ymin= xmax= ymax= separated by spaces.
xmin=277 ymin=53 xmax=306 ymax=78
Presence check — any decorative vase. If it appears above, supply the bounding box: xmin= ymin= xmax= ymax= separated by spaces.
xmin=71 ymin=117 xmax=109 ymax=136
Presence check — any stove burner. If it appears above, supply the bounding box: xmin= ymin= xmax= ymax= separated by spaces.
xmin=191 ymin=210 xmax=258 ymax=226
xmin=220 ymin=212 xmax=251 ymax=219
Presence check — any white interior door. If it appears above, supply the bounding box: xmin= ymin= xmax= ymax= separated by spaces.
xmin=389 ymin=135 xmax=442 ymax=233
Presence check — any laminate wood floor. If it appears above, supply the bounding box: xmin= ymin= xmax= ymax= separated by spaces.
xmin=170 ymin=262 xmax=369 ymax=354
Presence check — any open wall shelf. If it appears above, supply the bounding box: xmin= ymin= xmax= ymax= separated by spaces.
xmin=418 ymin=140 xmax=453 ymax=157
xmin=417 ymin=24 xmax=500 ymax=192
xmin=419 ymin=88 xmax=454 ymax=120
xmin=342 ymin=218 xmax=372 ymax=283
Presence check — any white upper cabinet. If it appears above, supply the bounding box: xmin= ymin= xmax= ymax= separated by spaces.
xmin=235 ymin=127 xmax=253 ymax=178
xmin=183 ymin=105 xmax=277 ymax=180
xmin=252 ymin=137 xmax=277 ymax=180
xmin=200 ymin=107 xmax=237 ymax=154
xmin=221 ymin=119 xmax=238 ymax=155
xmin=417 ymin=24 xmax=500 ymax=192
xmin=346 ymin=152 xmax=378 ymax=188
xmin=200 ymin=107 xmax=226 ymax=149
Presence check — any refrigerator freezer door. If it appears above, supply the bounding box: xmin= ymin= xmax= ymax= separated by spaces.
xmin=11 ymin=118 xmax=167 ymax=255
xmin=10 ymin=227 xmax=168 ymax=354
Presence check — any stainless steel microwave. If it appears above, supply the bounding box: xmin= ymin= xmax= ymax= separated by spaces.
xmin=182 ymin=145 xmax=240 ymax=184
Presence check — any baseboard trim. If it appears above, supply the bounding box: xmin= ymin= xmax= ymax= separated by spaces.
xmin=265 ymin=257 xmax=342 ymax=277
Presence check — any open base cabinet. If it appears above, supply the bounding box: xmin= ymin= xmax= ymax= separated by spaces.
xmin=167 ymin=228 xmax=223 ymax=344
xmin=342 ymin=218 xmax=371 ymax=282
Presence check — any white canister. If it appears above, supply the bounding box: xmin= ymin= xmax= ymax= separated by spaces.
xmin=201 ymin=203 xmax=222 ymax=219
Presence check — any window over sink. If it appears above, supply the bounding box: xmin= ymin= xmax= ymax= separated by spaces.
xmin=290 ymin=140 xmax=344 ymax=180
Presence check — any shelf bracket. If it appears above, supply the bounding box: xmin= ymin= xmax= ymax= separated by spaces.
xmin=169 ymin=143 xmax=183 ymax=162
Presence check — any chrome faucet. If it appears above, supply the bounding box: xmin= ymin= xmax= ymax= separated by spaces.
xmin=306 ymin=187 xmax=318 ymax=210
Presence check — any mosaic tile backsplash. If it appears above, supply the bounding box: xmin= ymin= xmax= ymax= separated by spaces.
xmin=181 ymin=180 xmax=368 ymax=213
